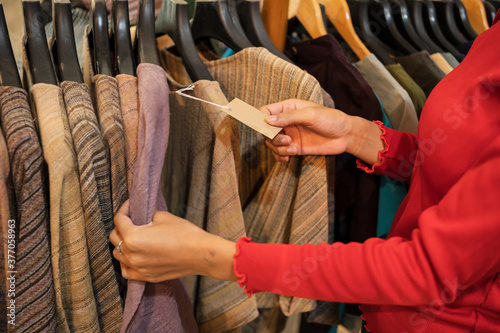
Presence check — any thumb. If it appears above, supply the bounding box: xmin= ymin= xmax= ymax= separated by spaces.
xmin=265 ymin=108 xmax=315 ymax=127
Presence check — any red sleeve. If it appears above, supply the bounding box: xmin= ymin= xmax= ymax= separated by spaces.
xmin=234 ymin=137 xmax=500 ymax=305
xmin=356 ymin=121 xmax=419 ymax=183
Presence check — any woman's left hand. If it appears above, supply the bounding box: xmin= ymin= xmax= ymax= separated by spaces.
xmin=109 ymin=200 xmax=238 ymax=283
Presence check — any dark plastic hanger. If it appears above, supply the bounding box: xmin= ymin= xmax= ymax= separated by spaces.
xmin=452 ymin=0 xmax=478 ymax=39
xmin=134 ymin=0 xmax=160 ymax=65
xmin=483 ymin=0 xmax=497 ymax=25
xmin=50 ymin=0 xmax=83 ymax=83
xmin=0 ymin=2 xmax=22 ymax=88
xmin=155 ymin=0 xmax=213 ymax=81
xmin=369 ymin=0 xmax=418 ymax=54
xmin=191 ymin=0 xmax=254 ymax=52
xmin=226 ymin=0 xmax=253 ymax=43
xmin=111 ymin=0 xmax=136 ymax=75
xmin=415 ymin=0 xmax=465 ymax=59
xmin=90 ymin=0 xmax=114 ymax=76
xmin=408 ymin=0 xmax=446 ymax=52
xmin=236 ymin=0 xmax=291 ymax=61
xmin=432 ymin=0 xmax=469 ymax=45
xmin=488 ymin=0 xmax=500 ymax=11
xmin=347 ymin=0 xmax=397 ymax=64
xmin=22 ymin=0 xmax=58 ymax=85
xmin=389 ymin=0 xmax=436 ymax=51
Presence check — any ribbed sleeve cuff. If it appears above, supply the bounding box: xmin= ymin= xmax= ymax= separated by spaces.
xmin=356 ymin=120 xmax=389 ymax=174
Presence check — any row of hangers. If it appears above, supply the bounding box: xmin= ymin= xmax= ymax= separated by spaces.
xmin=0 ymin=0 xmax=496 ymax=91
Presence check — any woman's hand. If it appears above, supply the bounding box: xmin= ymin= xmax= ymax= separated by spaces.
xmin=262 ymin=99 xmax=384 ymax=165
xmin=109 ymin=200 xmax=238 ymax=283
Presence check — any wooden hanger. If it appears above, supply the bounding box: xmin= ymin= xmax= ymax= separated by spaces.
xmin=191 ymin=0 xmax=254 ymax=52
xmin=111 ymin=0 xmax=136 ymax=75
xmin=155 ymin=0 xmax=213 ymax=81
xmin=0 ymin=2 xmax=22 ymax=88
xmin=482 ymin=0 xmax=497 ymax=25
xmin=432 ymin=0 xmax=469 ymax=45
xmin=452 ymin=0 xmax=478 ymax=39
xmin=22 ymin=0 xmax=58 ymax=85
xmin=459 ymin=0 xmax=489 ymax=33
xmin=51 ymin=0 xmax=83 ymax=83
xmin=236 ymin=0 xmax=291 ymax=61
xmin=90 ymin=0 xmax=114 ymax=76
xmin=135 ymin=0 xmax=160 ymax=65
xmin=261 ymin=0 xmax=289 ymax=51
xmin=296 ymin=0 xmax=327 ymax=39
xmin=320 ymin=0 xmax=370 ymax=59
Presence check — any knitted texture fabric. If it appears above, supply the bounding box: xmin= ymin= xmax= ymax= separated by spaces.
xmin=0 ymin=87 xmax=56 ymax=332
xmin=32 ymin=83 xmax=98 ymax=332
xmin=60 ymin=81 xmax=122 ymax=333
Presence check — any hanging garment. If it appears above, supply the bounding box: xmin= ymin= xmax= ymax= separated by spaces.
xmin=116 ymin=74 xmax=139 ymax=192
xmin=60 ymin=81 xmax=122 ymax=333
xmin=162 ymin=80 xmax=259 ymax=332
xmin=284 ymin=34 xmax=384 ymax=326
xmin=32 ymin=83 xmax=99 ymax=333
xmin=93 ymin=75 xmax=129 ymax=215
xmin=159 ymin=46 xmax=332 ymax=331
xmin=0 ymin=87 xmax=56 ymax=332
xmin=395 ymin=50 xmax=446 ymax=97
xmin=430 ymin=53 xmax=454 ymax=74
xmin=441 ymin=52 xmax=460 ymax=68
xmin=354 ymin=53 xmax=418 ymax=134
xmin=121 ymin=63 xmax=197 ymax=333
xmin=233 ymin=16 xmax=500 ymax=333
xmin=0 ymin=128 xmax=10 ymax=333
xmin=384 ymin=63 xmax=427 ymax=118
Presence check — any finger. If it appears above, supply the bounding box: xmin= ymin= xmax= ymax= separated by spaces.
xmin=113 ymin=201 xmax=136 ymax=237
xmin=272 ymin=151 xmax=290 ymax=163
xmin=265 ymin=108 xmax=316 ymax=127
xmin=260 ymin=99 xmax=318 ymax=116
xmin=265 ymin=140 xmax=298 ymax=156
xmin=109 ymin=228 xmax=122 ymax=247
xmin=113 ymin=244 xmax=132 ymax=266
xmin=120 ymin=265 xmax=148 ymax=281
xmin=268 ymin=134 xmax=292 ymax=147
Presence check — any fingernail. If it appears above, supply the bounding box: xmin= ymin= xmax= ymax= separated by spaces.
xmin=287 ymin=147 xmax=296 ymax=154
xmin=266 ymin=115 xmax=277 ymax=122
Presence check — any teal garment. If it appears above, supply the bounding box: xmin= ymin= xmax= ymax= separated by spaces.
xmin=377 ymin=105 xmax=408 ymax=238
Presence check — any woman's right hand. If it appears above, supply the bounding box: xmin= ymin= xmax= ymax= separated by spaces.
xmin=262 ymin=99 xmax=384 ymax=165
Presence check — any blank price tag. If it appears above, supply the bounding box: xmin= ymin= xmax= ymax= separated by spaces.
xmin=225 ymin=98 xmax=283 ymax=139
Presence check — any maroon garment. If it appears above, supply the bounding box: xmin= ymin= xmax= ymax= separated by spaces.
xmin=120 ymin=63 xmax=197 ymax=333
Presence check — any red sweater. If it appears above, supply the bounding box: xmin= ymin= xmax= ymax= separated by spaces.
xmin=233 ymin=15 xmax=500 ymax=333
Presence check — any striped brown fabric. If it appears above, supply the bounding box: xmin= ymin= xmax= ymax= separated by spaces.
xmin=31 ymin=83 xmax=99 ymax=332
xmin=60 ymin=81 xmax=122 ymax=333
xmin=0 ymin=87 xmax=56 ymax=332
xmin=159 ymin=47 xmax=331 ymax=330
xmin=0 ymin=128 xmax=11 ymax=333
xmin=162 ymin=81 xmax=258 ymax=332
xmin=93 ymin=75 xmax=129 ymax=214
xmin=116 ymin=74 xmax=139 ymax=192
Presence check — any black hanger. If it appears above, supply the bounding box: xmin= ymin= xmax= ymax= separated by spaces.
xmin=488 ymin=0 xmax=500 ymax=11
xmin=134 ymin=0 xmax=160 ymax=65
xmin=369 ymin=0 xmax=418 ymax=55
xmin=191 ymin=0 xmax=254 ymax=52
xmin=155 ymin=0 xmax=213 ymax=81
xmin=90 ymin=0 xmax=114 ymax=76
xmin=452 ymin=0 xmax=478 ymax=39
xmin=22 ymin=0 xmax=58 ymax=85
xmin=432 ymin=0 xmax=469 ymax=45
xmin=226 ymin=0 xmax=254 ymax=43
xmin=416 ymin=0 xmax=465 ymax=59
xmin=111 ymin=0 xmax=136 ymax=75
xmin=389 ymin=0 xmax=435 ymax=51
xmin=483 ymin=0 xmax=497 ymax=25
xmin=347 ymin=0 xmax=397 ymax=64
xmin=236 ymin=0 xmax=291 ymax=61
xmin=0 ymin=2 xmax=22 ymax=88
xmin=407 ymin=0 xmax=445 ymax=52
xmin=50 ymin=0 xmax=83 ymax=83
